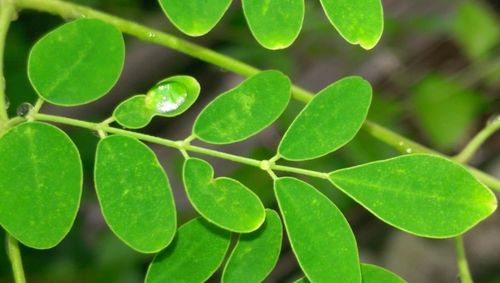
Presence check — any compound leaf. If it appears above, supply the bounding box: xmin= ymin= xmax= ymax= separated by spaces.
xmin=329 ymin=154 xmax=497 ymax=238
xmin=279 ymin=76 xmax=372 ymax=161
xmin=222 ymin=209 xmax=283 ymax=283
xmin=113 ymin=95 xmax=154 ymax=129
xmin=193 ymin=70 xmax=291 ymax=144
xmin=0 ymin=122 xmax=82 ymax=249
xmin=158 ymin=0 xmax=232 ymax=36
xmin=275 ymin=177 xmax=361 ymax=283
xmin=95 ymin=135 xmax=176 ymax=253
xmin=28 ymin=19 xmax=125 ymax=106
xmin=183 ymin=158 xmax=265 ymax=233
xmin=242 ymin=0 xmax=304 ymax=49
xmin=319 ymin=0 xmax=384 ymax=49
xmin=361 ymin=264 xmax=407 ymax=283
xmin=145 ymin=218 xmax=231 ymax=283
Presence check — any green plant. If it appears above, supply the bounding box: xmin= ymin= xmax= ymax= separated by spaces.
xmin=0 ymin=0 xmax=499 ymax=282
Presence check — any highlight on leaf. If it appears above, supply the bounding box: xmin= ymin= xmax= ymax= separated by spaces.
xmin=113 ymin=75 xmax=200 ymax=129
xmin=242 ymin=0 xmax=304 ymax=49
xmin=329 ymin=154 xmax=497 ymax=238
xmin=0 ymin=122 xmax=82 ymax=249
xmin=28 ymin=19 xmax=125 ymax=106
xmin=94 ymin=135 xmax=177 ymax=253
xmin=275 ymin=177 xmax=361 ymax=282
xmin=145 ymin=217 xmax=231 ymax=283
xmin=183 ymin=157 xmax=266 ymax=233
xmin=278 ymin=76 xmax=372 ymax=161
xmin=193 ymin=70 xmax=291 ymax=144
xmin=319 ymin=0 xmax=384 ymax=49
xmin=158 ymin=0 xmax=232 ymax=36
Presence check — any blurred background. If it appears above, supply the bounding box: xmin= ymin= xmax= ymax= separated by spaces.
xmin=1 ymin=0 xmax=499 ymax=282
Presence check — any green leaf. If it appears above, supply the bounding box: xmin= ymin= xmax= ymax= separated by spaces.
xmin=295 ymin=264 xmax=406 ymax=283
xmin=95 ymin=135 xmax=176 ymax=253
xmin=222 ymin=209 xmax=283 ymax=282
xmin=242 ymin=0 xmax=304 ymax=49
xmin=361 ymin=263 xmax=407 ymax=283
xmin=278 ymin=76 xmax=372 ymax=161
xmin=113 ymin=95 xmax=153 ymax=129
xmin=319 ymin=0 xmax=384 ymax=49
xmin=145 ymin=218 xmax=231 ymax=283
xmin=183 ymin=158 xmax=265 ymax=233
xmin=113 ymin=76 xmax=200 ymax=129
xmin=275 ymin=177 xmax=361 ymax=282
xmin=0 ymin=122 xmax=82 ymax=249
xmin=193 ymin=70 xmax=291 ymax=144
xmin=158 ymin=0 xmax=232 ymax=36
xmin=329 ymin=154 xmax=497 ymax=238
xmin=28 ymin=19 xmax=125 ymax=106
xmin=412 ymin=74 xmax=485 ymax=150
xmin=453 ymin=1 xmax=500 ymax=59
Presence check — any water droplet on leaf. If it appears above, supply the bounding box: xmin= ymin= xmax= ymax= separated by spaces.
xmin=146 ymin=82 xmax=187 ymax=114
xmin=16 ymin=103 xmax=33 ymax=117
xmin=406 ymin=148 xmax=413 ymax=154
xmin=147 ymin=32 xmax=157 ymax=39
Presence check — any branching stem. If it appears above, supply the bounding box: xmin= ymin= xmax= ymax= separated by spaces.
xmin=8 ymin=0 xmax=500 ymax=191
xmin=30 ymin=113 xmax=330 ymax=179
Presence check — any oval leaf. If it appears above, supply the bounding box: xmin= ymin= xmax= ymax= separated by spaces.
xmin=278 ymin=76 xmax=372 ymax=161
xmin=145 ymin=218 xmax=231 ymax=283
xmin=95 ymin=135 xmax=176 ymax=253
xmin=193 ymin=70 xmax=291 ymax=144
xmin=275 ymin=177 xmax=361 ymax=282
xmin=0 ymin=122 xmax=82 ymax=249
xmin=183 ymin=158 xmax=265 ymax=233
xmin=319 ymin=0 xmax=384 ymax=49
xmin=329 ymin=154 xmax=497 ymax=238
xmin=158 ymin=0 xmax=232 ymax=36
xmin=222 ymin=209 xmax=283 ymax=282
xmin=113 ymin=95 xmax=154 ymax=129
xmin=28 ymin=19 xmax=125 ymax=106
xmin=242 ymin=0 xmax=304 ymax=49
xmin=361 ymin=264 xmax=407 ymax=283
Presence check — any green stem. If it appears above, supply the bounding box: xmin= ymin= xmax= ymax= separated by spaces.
xmin=11 ymin=0 xmax=500 ymax=190
xmin=26 ymin=112 xmax=500 ymax=191
xmin=0 ymin=0 xmax=16 ymax=124
xmin=6 ymin=234 xmax=26 ymax=283
xmin=2 ymin=0 xmax=425 ymax=139
xmin=454 ymin=118 xmax=500 ymax=163
xmin=454 ymin=236 xmax=473 ymax=283
xmin=30 ymin=113 xmax=329 ymax=179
